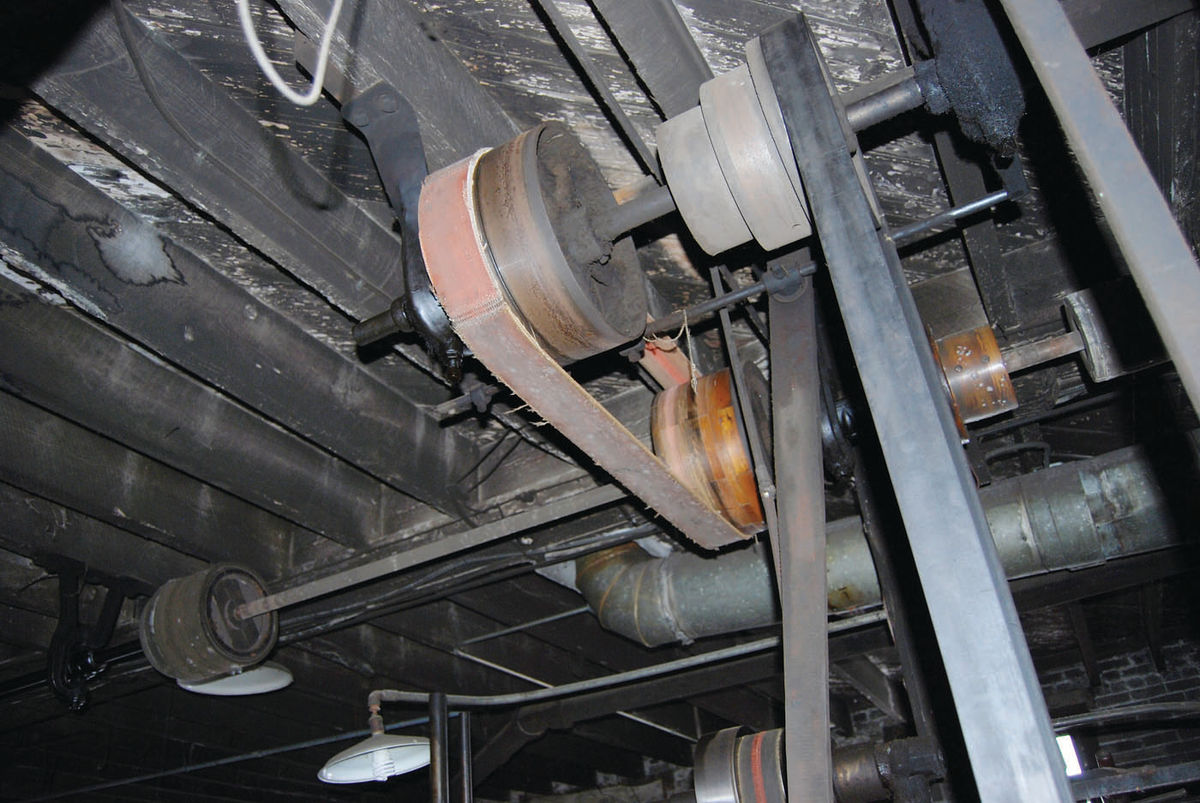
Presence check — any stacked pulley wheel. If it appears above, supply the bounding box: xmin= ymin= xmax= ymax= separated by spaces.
xmin=657 ymin=38 xmax=812 ymax=254
xmin=139 ymin=564 xmax=277 ymax=683
xmin=651 ymin=369 xmax=767 ymax=534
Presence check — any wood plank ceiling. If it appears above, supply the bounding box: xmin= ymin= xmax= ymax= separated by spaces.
xmin=0 ymin=0 xmax=1196 ymax=800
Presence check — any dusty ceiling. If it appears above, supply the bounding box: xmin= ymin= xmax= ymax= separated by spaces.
xmin=0 ymin=0 xmax=1198 ymax=800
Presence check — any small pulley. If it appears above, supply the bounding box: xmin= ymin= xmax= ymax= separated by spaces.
xmin=651 ymin=368 xmax=768 ymax=534
xmin=139 ymin=564 xmax=277 ymax=684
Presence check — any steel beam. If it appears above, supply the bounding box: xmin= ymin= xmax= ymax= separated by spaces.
xmin=996 ymin=0 xmax=1200 ymax=411
xmin=760 ymin=16 xmax=1072 ymax=801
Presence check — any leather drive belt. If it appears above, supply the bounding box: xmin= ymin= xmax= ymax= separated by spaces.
xmin=419 ymin=150 xmax=746 ymax=551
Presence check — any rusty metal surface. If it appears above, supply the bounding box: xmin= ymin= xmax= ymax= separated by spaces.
xmin=933 ymin=324 xmax=1018 ymax=425
xmin=419 ymin=151 xmax=746 ymax=551
xmin=651 ymin=369 xmax=765 ymax=533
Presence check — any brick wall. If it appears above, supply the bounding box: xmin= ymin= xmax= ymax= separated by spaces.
xmin=1040 ymin=638 xmax=1200 ymax=769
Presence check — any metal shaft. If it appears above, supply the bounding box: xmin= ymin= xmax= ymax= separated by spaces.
xmin=234 ymin=484 xmax=625 ymax=619
xmin=844 ymin=74 xmax=927 ymax=131
xmin=596 ymin=183 xmax=677 ymax=241
xmin=1001 ymin=330 xmax=1085 ymax=373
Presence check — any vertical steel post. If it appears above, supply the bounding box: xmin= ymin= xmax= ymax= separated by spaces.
xmin=459 ymin=711 xmax=474 ymax=803
xmin=430 ymin=692 xmax=450 ymax=803
xmin=769 ymin=276 xmax=832 ymax=800
xmin=759 ymin=16 xmax=1072 ymax=802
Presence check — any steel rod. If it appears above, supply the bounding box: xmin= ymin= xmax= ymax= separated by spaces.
xmin=367 ymin=611 xmax=885 ymax=710
xmin=430 ymin=692 xmax=450 ymax=803
xmin=1002 ymin=331 xmax=1086 ymax=374
xmin=457 ymin=606 xmax=591 ymax=647
xmin=459 ymin=711 xmax=474 ymax=803
xmin=235 ymin=485 xmax=626 ymax=619
xmin=892 ymin=189 xmax=1012 ymax=244
xmin=844 ymin=74 xmax=927 ymax=131
xmin=996 ymin=0 xmax=1200 ymax=411
xmin=596 ymin=183 xmax=677 ymax=241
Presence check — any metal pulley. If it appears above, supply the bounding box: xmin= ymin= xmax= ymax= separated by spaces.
xmin=471 ymin=121 xmax=647 ymax=362
xmin=930 ymin=324 xmax=1019 ymax=435
xmin=139 ymin=564 xmax=277 ymax=683
xmin=657 ymin=39 xmax=813 ymax=255
xmin=651 ymin=368 xmax=767 ymax=534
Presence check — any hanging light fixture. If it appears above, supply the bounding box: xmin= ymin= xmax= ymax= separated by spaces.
xmin=177 ymin=661 xmax=293 ymax=696
xmin=319 ymin=700 xmax=430 ymax=783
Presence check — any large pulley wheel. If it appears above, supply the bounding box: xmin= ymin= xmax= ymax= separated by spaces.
xmin=474 ymin=122 xmax=647 ymax=362
xmin=139 ymin=564 xmax=277 ymax=683
xmin=651 ymin=369 xmax=766 ymax=534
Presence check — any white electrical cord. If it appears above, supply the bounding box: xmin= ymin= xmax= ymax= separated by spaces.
xmin=234 ymin=0 xmax=344 ymax=107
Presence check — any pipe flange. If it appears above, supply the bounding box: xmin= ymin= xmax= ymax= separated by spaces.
xmin=657 ymin=107 xmax=752 ymax=255
xmin=701 ymin=64 xmax=812 ymax=251
xmin=475 ymin=122 xmax=646 ymax=362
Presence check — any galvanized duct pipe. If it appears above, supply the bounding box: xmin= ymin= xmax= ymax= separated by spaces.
xmin=576 ymin=436 xmax=1196 ymax=646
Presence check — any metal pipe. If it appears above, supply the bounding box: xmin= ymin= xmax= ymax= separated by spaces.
xmin=362 ymin=613 xmax=885 ymax=711
xmin=430 ymin=692 xmax=450 ymax=803
xmin=459 ymin=712 xmax=473 ymax=803
xmin=575 ymin=436 xmax=1197 ymax=646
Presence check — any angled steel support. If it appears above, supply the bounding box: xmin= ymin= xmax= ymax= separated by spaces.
xmin=760 ymin=16 xmax=1072 ymax=802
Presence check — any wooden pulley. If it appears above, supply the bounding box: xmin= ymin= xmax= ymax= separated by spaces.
xmin=651 ymin=369 xmax=765 ymax=534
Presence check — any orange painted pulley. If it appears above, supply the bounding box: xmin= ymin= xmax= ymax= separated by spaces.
xmin=651 ymin=369 xmax=765 ymax=534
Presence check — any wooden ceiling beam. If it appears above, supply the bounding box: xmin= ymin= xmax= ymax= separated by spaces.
xmin=0 ymin=126 xmax=474 ymax=516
